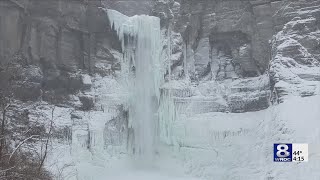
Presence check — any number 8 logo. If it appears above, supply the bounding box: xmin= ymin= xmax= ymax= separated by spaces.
xmin=276 ymin=144 xmax=290 ymax=158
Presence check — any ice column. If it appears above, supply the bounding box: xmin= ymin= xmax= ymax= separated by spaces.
xmin=107 ymin=9 xmax=162 ymax=160
xmin=157 ymin=24 xmax=176 ymax=145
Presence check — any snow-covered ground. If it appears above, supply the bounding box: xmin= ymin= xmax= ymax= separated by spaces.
xmin=71 ymin=155 xmax=202 ymax=180
xmin=43 ymin=94 xmax=320 ymax=180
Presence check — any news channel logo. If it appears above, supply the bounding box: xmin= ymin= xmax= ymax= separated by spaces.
xmin=274 ymin=143 xmax=308 ymax=162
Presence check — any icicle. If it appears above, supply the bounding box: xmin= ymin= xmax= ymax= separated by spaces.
xmin=183 ymin=42 xmax=188 ymax=79
xmin=168 ymin=24 xmax=172 ymax=83
xmin=156 ymin=23 xmax=177 ymax=146
xmin=158 ymin=89 xmax=176 ymax=145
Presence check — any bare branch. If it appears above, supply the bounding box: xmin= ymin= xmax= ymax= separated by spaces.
xmin=0 ymin=166 xmax=15 ymax=173
xmin=8 ymin=135 xmax=40 ymax=163
xmin=38 ymin=106 xmax=55 ymax=171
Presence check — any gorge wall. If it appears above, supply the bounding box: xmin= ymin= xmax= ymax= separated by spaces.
xmin=2 ymin=0 xmax=319 ymax=109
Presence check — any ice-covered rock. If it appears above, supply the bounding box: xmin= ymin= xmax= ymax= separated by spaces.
xmin=270 ymin=1 xmax=320 ymax=101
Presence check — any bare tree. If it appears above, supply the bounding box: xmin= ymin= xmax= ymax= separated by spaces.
xmin=0 ymin=60 xmax=16 ymax=161
xmin=54 ymin=163 xmax=76 ymax=180
xmin=0 ymin=103 xmax=11 ymax=161
xmin=38 ymin=106 xmax=55 ymax=172
xmin=8 ymin=135 xmax=40 ymax=164
xmin=0 ymin=53 xmax=54 ymax=179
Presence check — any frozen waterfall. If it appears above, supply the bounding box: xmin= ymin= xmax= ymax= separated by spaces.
xmin=106 ymin=9 xmax=163 ymax=160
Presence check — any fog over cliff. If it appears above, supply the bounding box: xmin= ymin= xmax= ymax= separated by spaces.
xmin=0 ymin=0 xmax=320 ymax=179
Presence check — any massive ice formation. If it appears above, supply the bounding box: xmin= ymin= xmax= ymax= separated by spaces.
xmin=106 ymin=9 xmax=165 ymax=159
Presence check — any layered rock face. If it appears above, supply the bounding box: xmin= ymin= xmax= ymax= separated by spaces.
xmin=0 ymin=0 xmax=120 ymax=106
xmin=152 ymin=0 xmax=320 ymax=112
xmin=153 ymin=0 xmax=275 ymax=114
xmin=155 ymin=0 xmax=273 ymax=76
xmin=270 ymin=0 xmax=320 ymax=102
